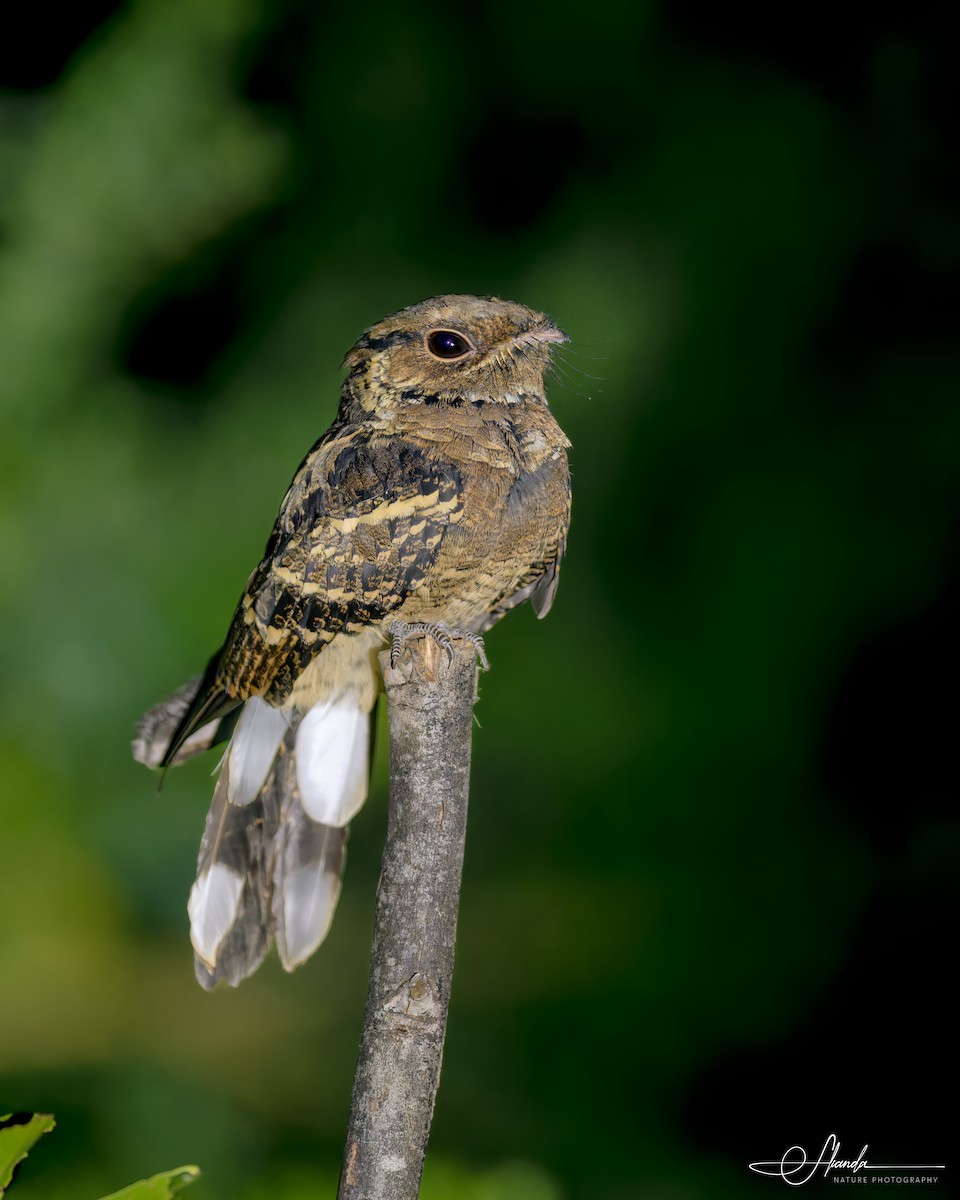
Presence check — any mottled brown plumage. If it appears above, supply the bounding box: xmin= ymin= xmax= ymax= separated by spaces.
xmin=134 ymin=293 xmax=571 ymax=987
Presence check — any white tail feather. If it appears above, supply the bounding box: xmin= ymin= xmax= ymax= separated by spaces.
xmin=226 ymin=698 xmax=289 ymax=806
xmin=188 ymin=862 xmax=245 ymax=969
xmin=278 ymin=864 xmax=341 ymax=969
xmin=295 ymin=697 xmax=369 ymax=826
xmin=171 ymin=687 xmax=367 ymax=985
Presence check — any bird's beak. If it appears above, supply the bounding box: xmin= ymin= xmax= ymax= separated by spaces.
xmin=534 ymin=322 xmax=569 ymax=344
xmin=514 ymin=324 xmax=569 ymax=351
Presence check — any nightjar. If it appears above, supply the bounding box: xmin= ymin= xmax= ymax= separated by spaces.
xmin=133 ymin=294 xmax=571 ymax=987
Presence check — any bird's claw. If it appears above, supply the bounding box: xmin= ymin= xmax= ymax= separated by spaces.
xmin=388 ymin=621 xmax=489 ymax=671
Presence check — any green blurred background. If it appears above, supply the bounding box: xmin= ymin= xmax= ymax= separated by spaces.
xmin=1 ymin=1 xmax=956 ymax=1196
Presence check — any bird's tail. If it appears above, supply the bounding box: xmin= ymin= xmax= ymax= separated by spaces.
xmin=133 ymin=683 xmax=371 ymax=988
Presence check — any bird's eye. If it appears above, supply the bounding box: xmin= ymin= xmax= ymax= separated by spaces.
xmin=426 ymin=329 xmax=473 ymax=360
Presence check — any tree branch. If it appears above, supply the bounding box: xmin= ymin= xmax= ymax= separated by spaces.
xmin=338 ymin=633 xmax=480 ymax=1200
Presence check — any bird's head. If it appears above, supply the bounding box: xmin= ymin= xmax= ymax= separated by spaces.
xmin=342 ymin=294 xmax=567 ymax=409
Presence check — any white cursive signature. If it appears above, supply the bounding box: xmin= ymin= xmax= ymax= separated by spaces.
xmin=749 ymin=1134 xmax=945 ymax=1186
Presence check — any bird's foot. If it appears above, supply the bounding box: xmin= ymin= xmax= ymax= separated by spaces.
xmin=388 ymin=621 xmax=490 ymax=671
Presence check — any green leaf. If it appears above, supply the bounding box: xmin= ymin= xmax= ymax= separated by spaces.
xmin=0 ymin=1113 xmax=56 ymax=1193
xmin=98 ymin=1165 xmax=201 ymax=1200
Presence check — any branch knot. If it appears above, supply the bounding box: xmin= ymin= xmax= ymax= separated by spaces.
xmin=382 ymin=972 xmax=442 ymax=1029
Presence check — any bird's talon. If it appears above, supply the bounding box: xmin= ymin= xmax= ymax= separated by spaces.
xmin=388 ymin=621 xmax=488 ymax=671
xmin=468 ymin=633 xmax=490 ymax=672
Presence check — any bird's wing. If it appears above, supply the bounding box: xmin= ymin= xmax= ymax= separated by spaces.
xmin=476 ymin=532 xmax=566 ymax=632
xmin=161 ymin=426 xmax=464 ymax=765
xmin=478 ymin=465 xmax=570 ymax=631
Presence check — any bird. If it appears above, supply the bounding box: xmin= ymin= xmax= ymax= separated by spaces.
xmin=132 ymin=293 xmax=572 ymax=988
